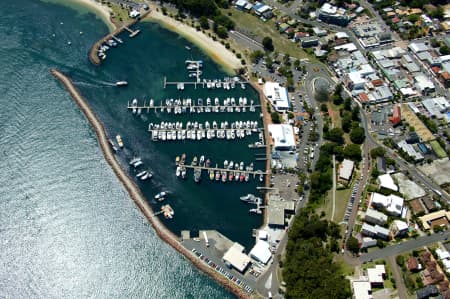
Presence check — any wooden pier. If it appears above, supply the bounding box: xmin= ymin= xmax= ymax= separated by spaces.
xmin=124 ymin=26 xmax=141 ymax=37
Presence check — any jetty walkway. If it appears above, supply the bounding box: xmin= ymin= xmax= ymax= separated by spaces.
xmin=50 ymin=68 xmax=250 ymax=299
xmin=89 ymin=10 xmax=150 ymax=66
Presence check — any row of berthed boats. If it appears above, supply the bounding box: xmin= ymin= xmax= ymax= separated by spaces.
xmin=175 ymin=154 xmax=264 ymax=183
xmin=148 ymin=121 xmax=260 ymax=141
xmin=129 ymin=97 xmax=256 ymax=115
xmin=97 ymin=37 xmax=122 ymax=60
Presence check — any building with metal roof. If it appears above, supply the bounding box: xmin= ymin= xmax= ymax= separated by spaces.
xmin=223 ymin=242 xmax=251 ymax=273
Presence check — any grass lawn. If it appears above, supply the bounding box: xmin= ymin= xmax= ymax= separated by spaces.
xmin=222 ymin=8 xmax=314 ymax=60
xmin=430 ymin=140 xmax=447 ymax=158
xmin=334 ymin=254 xmax=355 ymax=276
xmin=319 ymin=186 xmax=352 ymax=223
xmin=110 ymin=3 xmax=131 ymax=24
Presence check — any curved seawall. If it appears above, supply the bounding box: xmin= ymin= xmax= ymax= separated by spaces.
xmin=50 ymin=68 xmax=251 ymax=299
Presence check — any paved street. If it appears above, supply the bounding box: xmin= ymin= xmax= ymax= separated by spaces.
xmin=360 ymin=230 xmax=450 ymax=263
xmin=388 ymin=256 xmax=408 ymax=299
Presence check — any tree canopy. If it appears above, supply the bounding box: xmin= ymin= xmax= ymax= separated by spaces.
xmin=344 ymin=144 xmax=362 ymax=161
xmin=284 ymin=209 xmax=351 ymax=299
xmin=325 ymin=128 xmax=344 ymax=144
xmin=262 ymin=36 xmax=274 ymax=52
xmin=350 ymin=126 xmax=365 ymax=144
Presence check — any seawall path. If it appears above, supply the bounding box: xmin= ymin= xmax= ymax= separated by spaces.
xmin=50 ymin=68 xmax=251 ymax=299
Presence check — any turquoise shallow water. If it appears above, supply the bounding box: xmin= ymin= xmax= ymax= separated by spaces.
xmin=0 ymin=0 xmax=266 ymax=297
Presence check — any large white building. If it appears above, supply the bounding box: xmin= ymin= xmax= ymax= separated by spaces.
xmin=268 ymin=124 xmax=296 ymax=151
xmin=249 ymin=241 xmax=272 ymax=264
xmin=370 ymin=192 xmax=405 ymax=217
xmin=263 ymin=82 xmax=290 ymax=111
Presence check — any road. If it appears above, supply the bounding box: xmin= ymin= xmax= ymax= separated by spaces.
xmin=360 ymin=230 xmax=450 ymax=263
xmin=344 ymin=108 xmax=371 ymax=241
xmin=388 ymin=256 xmax=408 ymax=299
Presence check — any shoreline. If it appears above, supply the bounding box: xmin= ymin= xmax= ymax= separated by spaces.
xmin=50 ymin=69 xmax=251 ymax=299
xmin=144 ymin=4 xmax=241 ymax=75
xmin=51 ymin=0 xmax=116 ymax=32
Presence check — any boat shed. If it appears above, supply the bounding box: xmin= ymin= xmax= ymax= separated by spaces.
xmin=223 ymin=242 xmax=251 ymax=273
xmin=249 ymin=241 xmax=272 ymax=264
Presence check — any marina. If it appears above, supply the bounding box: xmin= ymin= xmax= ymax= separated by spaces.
xmin=147 ymin=120 xmax=262 ymax=142
xmin=127 ymin=97 xmax=260 ymax=114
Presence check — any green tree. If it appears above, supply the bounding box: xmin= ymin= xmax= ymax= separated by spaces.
xmin=370 ymin=147 xmax=385 ymax=159
xmin=250 ymin=50 xmax=264 ymax=63
xmin=199 ymin=16 xmax=209 ymax=29
xmin=407 ymin=14 xmax=419 ymax=23
xmin=215 ymin=26 xmax=228 ymax=38
xmin=347 ymin=236 xmax=360 ymax=254
xmin=344 ymin=144 xmax=362 ymax=161
xmin=343 ymin=97 xmax=352 ymax=111
xmin=396 ymin=255 xmax=405 ymax=266
xmin=342 ymin=112 xmax=352 ymax=133
xmin=351 ymin=106 xmax=360 ymax=121
xmin=271 ymin=112 xmax=281 ymax=124
xmin=326 ymin=128 xmax=344 ymax=144
xmin=350 ymin=127 xmax=365 ymax=144
xmin=315 ymin=86 xmax=330 ymax=102
xmin=262 ymin=36 xmax=274 ymax=52
xmin=440 ymin=45 xmax=450 ymax=55
xmin=320 ymin=103 xmax=328 ymax=113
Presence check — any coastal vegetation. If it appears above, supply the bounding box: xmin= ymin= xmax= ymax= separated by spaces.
xmin=161 ymin=0 xmax=235 ymax=35
xmin=283 ymin=209 xmax=351 ymax=298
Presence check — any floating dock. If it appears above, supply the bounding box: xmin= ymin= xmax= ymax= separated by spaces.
xmin=175 ymin=155 xmax=268 ymax=183
xmin=147 ymin=120 xmax=262 ymax=142
xmin=163 ymin=76 xmax=250 ymax=90
xmin=181 ymin=165 xmax=267 ymax=176
xmin=127 ymin=98 xmax=260 ymax=114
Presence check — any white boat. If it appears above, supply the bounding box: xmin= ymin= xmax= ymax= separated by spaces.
xmin=116 ymin=135 xmax=124 ymax=148
xmin=129 ymin=157 xmax=141 ymax=165
xmin=116 ymin=81 xmax=128 ymax=86
xmin=133 ymin=160 xmax=143 ymax=168
xmin=136 ymin=170 xmax=147 ymax=178
xmin=140 ymin=172 xmax=152 ymax=180
xmin=176 ymin=166 xmax=181 ymax=177
xmin=155 ymin=191 xmax=167 ymax=200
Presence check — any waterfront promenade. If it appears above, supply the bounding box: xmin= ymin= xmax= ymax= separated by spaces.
xmin=50 ymin=68 xmax=251 ymax=299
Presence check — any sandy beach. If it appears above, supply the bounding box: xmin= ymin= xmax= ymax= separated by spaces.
xmin=52 ymin=0 xmax=116 ymax=31
xmin=144 ymin=5 xmax=242 ymax=74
